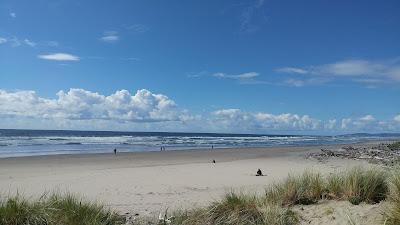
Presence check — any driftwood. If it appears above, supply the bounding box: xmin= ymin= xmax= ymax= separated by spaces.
xmin=307 ymin=142 xmax=400 ymax=166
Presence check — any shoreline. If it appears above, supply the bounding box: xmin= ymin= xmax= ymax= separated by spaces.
xmin=0 ymin=138 xmax=395 ymax=160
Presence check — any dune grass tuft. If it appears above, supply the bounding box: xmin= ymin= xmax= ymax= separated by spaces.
xmin=167 ymin=192 xmax=298 ymax=225
xmin=341 ymin=167 xmax=387 ymax=205
xmin=265 ymin=167 xmax=388 ymax=206
xmin=0 ymin=193 xmax=124 ymax=225
xmin=388 ymin=141 xmax=400 ymax=151
xmin=384 ymin=168 xmax=400 ymax=225
xmin=265 ymin=171 xmax=324 ymax=206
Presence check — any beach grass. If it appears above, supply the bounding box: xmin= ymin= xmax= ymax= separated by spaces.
xmin=0 ymin=193 xmax=124 ymax=225
xmin=162 ymin=192 xmax=298 ymax=225
xmin=265 ymin=170 xmax=323 ymax=206
xmin=265 ymin=167 xmax=388 ymax=206
xmin=384 ymin=167 xmax=400 ymax=225
xmin=342 ymin=167 xmax=387 ymax=204
xmin=388 ymin=141 xmax=400 ymax=151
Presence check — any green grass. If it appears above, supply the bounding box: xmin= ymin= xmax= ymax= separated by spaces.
xmin=166 ymin=192 xmax=299 ymax=225
xmin=388 ymin=141 xmax=400 ymax=151
xmin=384 ymin=168 xmax=400 ymax=225
xmin=341 ymin=167 xmax=387 ymax=204
xmin=0 ymin=193 xmax=124 ymax=225
xmin=265 ymin=167 xmax=388 ymax=206
xmin=265 ymin=171 xmax=323 ymax=206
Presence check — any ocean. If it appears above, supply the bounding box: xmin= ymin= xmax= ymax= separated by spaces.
xmin=0 ymin=129 xmax=399 ymax=158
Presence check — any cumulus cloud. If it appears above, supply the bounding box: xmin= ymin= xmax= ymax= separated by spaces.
xmin=0 ymin=89 xmax=184 ymax=123
xmin=359 ymin=115 xmax=375 ymax=122
xmin=340 ymin=115 xmax=387 ymax=131
xmin=38 ymin=53 xmax=80 ymax=61
xmin=212 ymin=109 xmax=321 ymax=131
xmin=276 ymin=58 xmax=400 ymax=86
xmin=100 ymin=31 xmax=119 ymax=43
xmin=211 ymin=109 xmax=400 ymax=133
xmin=1 ymin=89 xmax=399 ymax=133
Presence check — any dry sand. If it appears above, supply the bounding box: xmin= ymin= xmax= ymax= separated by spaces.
xmin=0 ymin=145 xmax=372 ymax=219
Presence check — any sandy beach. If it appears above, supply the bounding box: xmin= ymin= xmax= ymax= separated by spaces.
xmin=0 ymin=144 xmax=372 ymax=218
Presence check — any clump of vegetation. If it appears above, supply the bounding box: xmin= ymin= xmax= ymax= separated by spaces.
xmin=265 ymin=171 xmax=323 ymax=206
xmin=384 ymin=168 xmax=400 ymax=225
xmin=265 ymin=167 xmax=388 ymax=206
xmin=167 ymin=192 xmax=299 ymax=225
xmin=341 ymin=167 xmax=387 ymax=205
xmin=0 ymin=193 xmax=124 ymax=225
xmin=388 ymin=141 xmax=400 ymax=151
xmin=325 ymin=173 xmax=344 ymax=199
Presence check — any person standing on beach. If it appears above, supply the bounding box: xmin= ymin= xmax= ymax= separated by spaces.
xmin=114 ymin=148 xmax=117 ymax=155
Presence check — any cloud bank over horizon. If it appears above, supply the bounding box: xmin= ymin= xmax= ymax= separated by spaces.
xmin=0 ymin=88 xmax=399 ymax=134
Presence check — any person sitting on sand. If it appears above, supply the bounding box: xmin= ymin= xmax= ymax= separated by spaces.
xmin=256 ymin=169 xmax=263 ymax=176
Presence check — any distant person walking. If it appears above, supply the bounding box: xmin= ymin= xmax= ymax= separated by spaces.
xmin=211 ymin=145 xmax=214 ymax=149
xmin=114 ymin=148 xmax=117 ymax=155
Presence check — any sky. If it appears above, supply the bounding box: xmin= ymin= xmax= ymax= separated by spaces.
xmin=0 ymin=0 xmax=400 ymax=134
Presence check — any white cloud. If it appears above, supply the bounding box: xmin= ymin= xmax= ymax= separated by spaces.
xmin=284 ymin=79 xmax=305 ymax=87
xmin=276 ymin=67 xmax=308 ymax=74
xmin=284 ymin=78 xmax=330 ymax=87
xmin=38 ymin=53 xmax=80 ymax=61
xmin=0 ymin=88 xmax=399 ymax=133
xmin=0 ymin=37 xmax=7 ymax=44
xmin=276 ymin=58 xmax=400 ymax=86
xmin=359 ymin=115 xmax=375 ymax=122
xmin=0 ymin=89 xmax=183 ymax=123
xmin=126 ymin=24 xmax=149 ymax=33
xmin=10 ymin=12 xmax=16 ymax=18
xmin=212 ymin=109 xmax=321 ymax=131
xmin=24 ymin=39 xmax=36 ymax=47
xmin=2 ymin=36 xmax=39 ymax=47
xmin=213 ymin=72 xmax=259 ymax=79
xmin=340 ymin=115 xmax=384 ymax=131
xmin=100 ymin=31 xmax=119 ymax=43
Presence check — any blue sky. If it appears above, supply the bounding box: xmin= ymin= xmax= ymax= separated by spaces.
xmin=0 ymin=0 xmax=399 ymax=134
